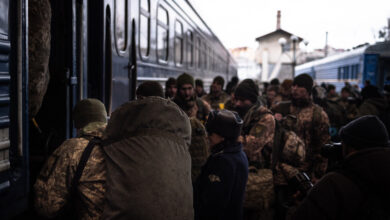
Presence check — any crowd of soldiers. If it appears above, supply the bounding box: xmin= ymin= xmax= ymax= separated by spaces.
xmin=32 ymin=72 xmax=390 ymax=220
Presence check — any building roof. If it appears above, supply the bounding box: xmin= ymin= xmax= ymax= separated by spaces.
xmin=255 ymin=29 xmax=303 ymax=42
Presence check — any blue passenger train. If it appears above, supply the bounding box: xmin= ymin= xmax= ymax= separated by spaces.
xmin=295 ymin=41 xmax=390 ymax=91
xmin=0 ymin=0 xmax=237 ymax=218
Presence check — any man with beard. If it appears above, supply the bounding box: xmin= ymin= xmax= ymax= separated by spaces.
xmin=202 ymin=76 xmax=230 ymax=110
xmin=273 ymin=74 xmax=330 ymax=182
xmin=174 ymin=73 xmax=211 ymax=123
xmin=173 ymin=73 xmax=210 ymax=182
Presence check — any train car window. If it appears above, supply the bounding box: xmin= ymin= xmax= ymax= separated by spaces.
xmin=0 ymin=0 xmax=9 ymax=40
xmin=157 ymin=6 xmax=169 ymax=62
xmin=186 ymin=31 xmax=194 ymax=67
xmin=338 ymin=67 xmax=341 ymax=80
xmin=115 ymin=0 xmax=128 ymax=53
xmin=139 ymin=0 xmax=151 ymax=58
xmin=344 ymin=66 xmax=349 ymax=79
xmin=197 ymin=37 xmax=202 ymax=69
xmin=174 ymin=20 xmax=183 ymax=65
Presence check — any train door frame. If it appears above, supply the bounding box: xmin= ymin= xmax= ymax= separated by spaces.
xmin=0 ymin=0 xmax=29 ymax=218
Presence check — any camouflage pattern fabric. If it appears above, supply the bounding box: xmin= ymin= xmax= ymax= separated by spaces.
xmin=338 ymin=99 xmax=358 ymax=122
xmin=272 ymin=130 xmax=306 ymax=186
xmin=202 ymin=92 xmax=230 ymax=110
xmin=241 ymin=105 xmax=275 ymax=163
xmin=244 ymin=168 xmax=275 ymax=210
xmin=189 ymin=117 xmax=209 ymax=182
xmin=29 ymin=0 xmax=51 ymax=118
xmin=34 ymin=122 xmax=106 ymax=220
xmin=288 ymin=102 xmax=330 ymax=179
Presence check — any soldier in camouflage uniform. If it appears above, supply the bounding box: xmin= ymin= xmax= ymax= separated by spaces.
xmin=173 ymin=73 xmax=211 ymax=123
xmin=34 ymin=99 xmax=107 ymax=219
xmin=338 ymin=87 xmax=358 ymax=122
xmin=202 ymin=76 xmax=230 ymax=110
xmin=274 ymin=74 xmax=330 ymax=182
xmin=173 ymin=73 xmax=210 ymax=182
xmin=236 ymin=79 xmax=305 ymax=220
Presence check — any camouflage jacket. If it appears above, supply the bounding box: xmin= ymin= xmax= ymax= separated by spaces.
xmin=189 ymin=117 xmax=209 ymax=182
xmin=337 ymin=99 xmax=358 ymax=122
xmin=34 ymin=122 xmax=106 ymax=220
xmin=288 ymin=102 xmax=330 ymax=179
xmin=241 ymin=105 xmax=275 ymax=164
xmin=202 ymin=91 xmax=230 ymax=110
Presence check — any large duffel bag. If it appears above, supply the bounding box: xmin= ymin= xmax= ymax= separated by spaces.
xmin=102 ymin=97 xmax=194 ymax=220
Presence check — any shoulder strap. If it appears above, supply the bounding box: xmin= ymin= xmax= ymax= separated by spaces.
xmin=271 ymin=119 xmax=285 ymax=171
xmin=70 ymin=137 xmax=101 ymax=194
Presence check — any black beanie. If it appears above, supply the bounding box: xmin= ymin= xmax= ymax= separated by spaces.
xmin=213 ymin=76 xmax=225 ymax=88
xmin=293 ymin=74 xmax=313 ymax=94
xmin=339 ymin=115 xmax=389 ymax=150
xmin=205 ymin=110 xmax=243 ymax=141
xmin=73 ymin=98 xmax=107 ymax=129
xmin=234 ymin=79 xmax=259 ymax=103
xmin=136 ymin=81 xmax=164 ymax=98
xmin=165 ymin=77 xmax=176 ymax=87
xmin=195 ymin=79 xmax=204 ymax=88
xmin=177 ymin=73 xmax=194 ymax=88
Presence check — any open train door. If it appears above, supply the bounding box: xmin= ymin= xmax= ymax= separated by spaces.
xmin=0 ymin=0 xmax=30 ymax=218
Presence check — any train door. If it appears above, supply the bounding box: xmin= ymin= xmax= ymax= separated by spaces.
xmin=0 ymin=0 xmax=29 ymax=218
xmin=88 ymin=0 xmax=135 ymax=115
xmin=362 ymin=54 xmax=379 ymax=86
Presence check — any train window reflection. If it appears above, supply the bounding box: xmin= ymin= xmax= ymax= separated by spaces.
xmin=157 ymin=6 xmax=169 ymax=62
xmin=115 ymin=0 xmax=128 ymax=52
xmin=140 ymin=0 xmax=150 ymax=57
xmin=175 ymin=20 xmax=183 ymax=65
xmin=187 ymin=31 xmax=193 ymax=67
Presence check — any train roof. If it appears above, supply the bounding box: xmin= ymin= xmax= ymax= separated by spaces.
xmin=296 ymin=46 xmax=368 ymax=71
xmin=296 ymin=41 xmax=390 ymax=72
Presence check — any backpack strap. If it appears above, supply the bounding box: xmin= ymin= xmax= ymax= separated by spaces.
xmin=271 ymin=119 xmax=285 ymax=172
xmin=70 ymin=137 xmax=101 ymax=195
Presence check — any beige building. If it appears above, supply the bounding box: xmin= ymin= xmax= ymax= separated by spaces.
xmin=255 ymin=11 xmax=304 ymax=82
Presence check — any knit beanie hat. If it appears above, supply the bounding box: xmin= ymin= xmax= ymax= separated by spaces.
xmin=205 ymin=110 xmax=243 ymax=141
xmin=165 ymin=77 xmax=177 ymax=87
xmin=339 ymin=115 xmax=389 ymax=150
xmin=195 ymin=79 xmax=204 ymax=88
xmin=177 ymin=73 xmax=194 ymax=88
xmin=136 ymin=81 xmax=164 ymax=98
xmin=293 ymin=74 xmax=313 ymax=94
xmin=234 ymin=79 xmax=259 ymax=103
xmin=213 ymin=76 xmax=225 ymax=88
xmin=73 ymin=98 xmax=107 ymax=129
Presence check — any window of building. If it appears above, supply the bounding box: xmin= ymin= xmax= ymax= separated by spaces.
xmin=186 ymin=31 xmax=194 ymax=67
xmin=174 ymin=20 xmax=183 ymax=65
xmin=157 ymin=6 xmax=169 ymax=62
xmin=139 ymin=0 xmax=150 ymax=58
xmin=115 ymin=0 xmax=128 ymax=53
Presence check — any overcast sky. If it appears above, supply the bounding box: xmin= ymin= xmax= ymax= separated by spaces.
xmin=190 ymin=0 xmax=390 ymax=51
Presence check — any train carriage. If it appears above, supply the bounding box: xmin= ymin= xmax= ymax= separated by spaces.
xmin=295 ymin=41 xmax=390 ymax=91
xmin=0 ymin=0 xmax=237 ymax=218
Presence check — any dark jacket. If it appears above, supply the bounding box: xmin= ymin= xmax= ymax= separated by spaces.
xmin=291 ymin=147 xmax=390 ymax=220
xmin=194 ymin=141 xmax=249 ymax=220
